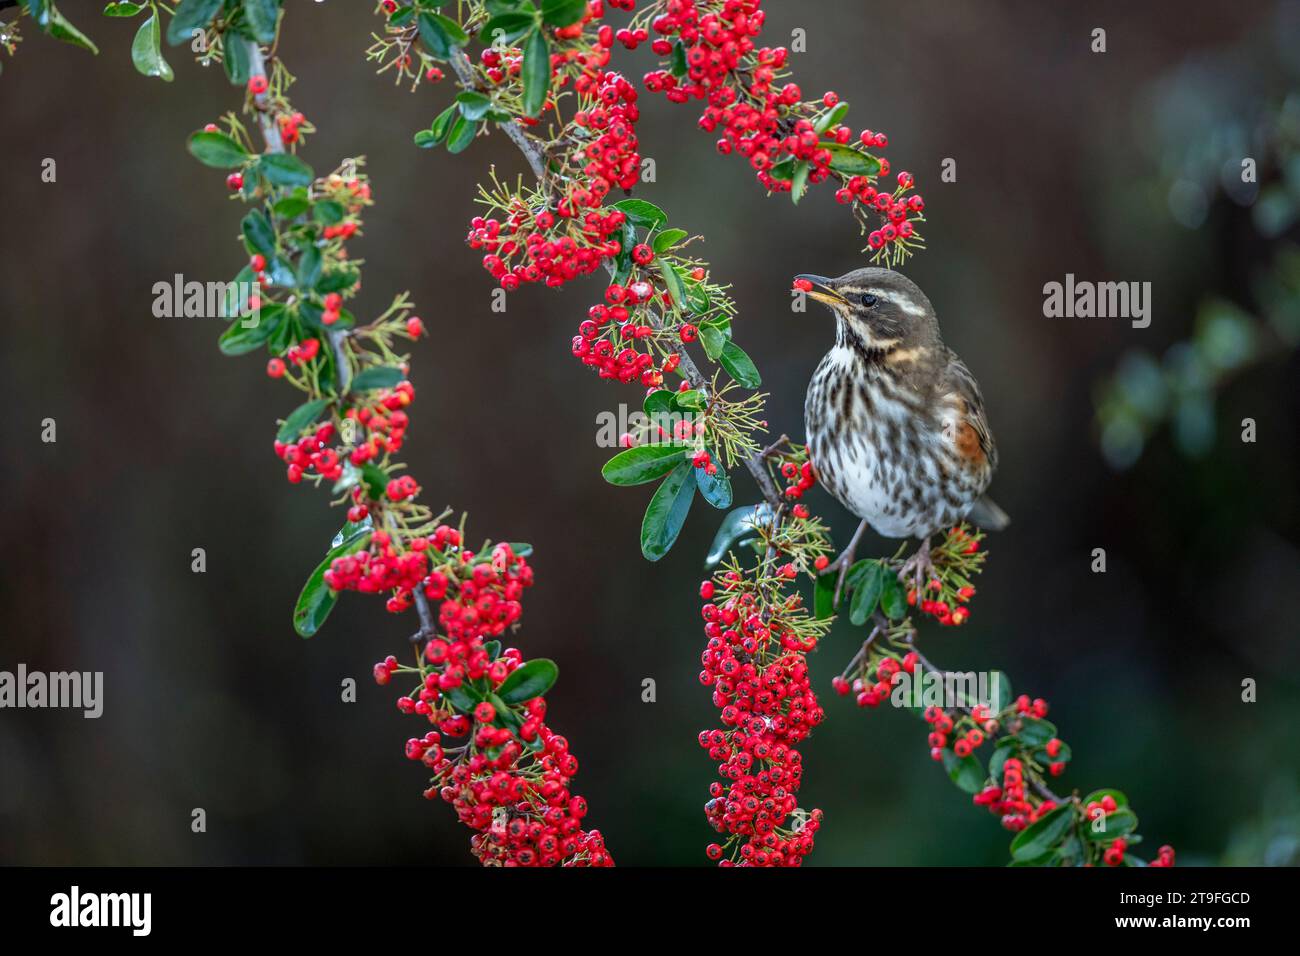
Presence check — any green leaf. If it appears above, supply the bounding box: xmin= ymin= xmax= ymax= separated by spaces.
xmin=824 ymin=141 xmax=882 ymax=177
xmin=880 ymin=573 xmax=908 ymax=619
xmin=104 ymin=2 xmax=147 ymax=15
xmin=718 ymin=342 xmax=761 ymax=388
xmin=699 ymin=325 xmax=727 ymax=361
xmin=477 ymin=12 xmax=537 ymax=47
xmin=613 ymin=198 xmax=667 ymax=229
xmin=37 ymin=4 xmax=98 ymax=53
xmin=849 ymin=562 xmax=883 ymax=625
xmin=1086 ymin=808 xmax=1138 ymax=841
xmin=601 ymin=443 xmax=688 ymax=486
xmin=540 ymin=0 xmax=587 ymax=27
xmin=813 ymin=573 xmax=836 ymax=620
xmin=658 ymin=261 xmax=688 ymax=311
xmin=1010 ymin=806 xmax=1074 ymax=862
xmin=1015 ymin=716 xmax=1058 ymax=747
xmin=652 ymin=228 xmax=688 ymax=253
xmin=705 ymin=503 xmax=773 ymax=567
xmin=241 ymin=0 xmax=280 ymax=44
xmin=218 ymin=303 xmax=282 ymax=355
xmin=813 ymin=101 xmax=850 ymax=135
xmin=350 ymin=366 xmax=404 ymax=391
xmin=986 ymin=671 xmax=1013 ymax=713
xmin=166 ymin=0 xmax=224 ymax=46
xmin=241 ymin=209 xmax=276 ymax=257
xmin=258 ymin=153 xmax=314 ymax=188
xmin=276 ymin=397 xmax=330 ymax=443
xmin=641 ymin=462 xmax=697 ymax=561
xmin=359 ymin=463 xmax=388 ymax=500
xmin=643 ymin=389 xmax=674 ymax=417
xmin=418 ymin=11 xmax=469 ymax=58
xmin=941 ymin=749 xmax=985 ymax=795
xmin=496 ymin=658 xmax=559 ymax=704
xmin=187 ymin=130 xmax=249 ymax=168
xmin=669 ymin=39 xmax=687 ymax=77
xmin=296 ymin=245 xmax=322 ymax=290
xmin=130 ymin=13 xmax=172 ymax=80
xmin=521 ymin=28 xmax=550 ymax=117
xmin=272 ymin=195 xmax=310 ymax=218
xmin=222 ymin=26 xmax=251 ymax=84
xmin=789 ymin=160 xmax=811 ymax=205
xmin=312 ymin=200 xmax=345 ymax=225
xmin=987 ymin=737 xmax=1018 ymax=784
xmin=293 ymin=523 xmax=371 ymax=637
xmin=455 ymin=90 xmax=494 ymax=120
xmin=445 ymin=114 xmax=478 ymax=154
xmin=696 ymin=466 xmax=732 ymax=509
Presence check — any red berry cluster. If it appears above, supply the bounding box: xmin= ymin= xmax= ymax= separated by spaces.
xmin=371 ymin=544 xmax=611 ymax=866
xmin=570 ymin=274 xmax=690 ymax=385
xmin=975 ymin=756 xmax=1056 ymax=833
xmin=697 ymin=572 xmax=824 ymax=865
xmin=639 ymin=0 xmax=923 ymax=260
xmin=467 ymin=70 xmax=641 ymax=291
xmin=779 ymin=458 xmax=816 ymax=499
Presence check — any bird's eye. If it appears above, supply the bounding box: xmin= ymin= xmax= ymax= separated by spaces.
xmin=860 ymin=293 xmax=878 ymax=307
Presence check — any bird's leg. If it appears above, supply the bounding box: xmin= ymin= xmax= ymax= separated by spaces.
xmin=898 ymin=535 xmax=935 ymax=599
xmin=820 ymin=517 xmax=870 ymax=608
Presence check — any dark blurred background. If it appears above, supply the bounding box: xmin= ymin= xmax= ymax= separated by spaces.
xmin=1 ymin=0 xmax=1298 ymax=866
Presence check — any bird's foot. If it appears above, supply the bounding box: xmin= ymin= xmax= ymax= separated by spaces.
xmin=820 ymin=517 xmax=870 ymax=608
xmin=898 ymin=535 xmax=935 ymax=600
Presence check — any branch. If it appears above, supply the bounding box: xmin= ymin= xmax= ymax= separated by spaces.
xmin=447 ymin=47 xmax=548 ymax=181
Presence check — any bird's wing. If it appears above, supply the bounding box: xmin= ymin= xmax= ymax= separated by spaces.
xmin=937 ymin=350 xmax=998 ymax=472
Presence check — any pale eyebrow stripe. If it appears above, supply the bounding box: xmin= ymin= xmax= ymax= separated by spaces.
xmin=863 ymin=287 xmax=927 ymax=316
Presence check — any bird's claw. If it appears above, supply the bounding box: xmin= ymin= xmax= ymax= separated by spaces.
xmin=820 ymin=517 xmax=871 ymax=609
xmin=898 ymin=536 xmax=935 ymax=600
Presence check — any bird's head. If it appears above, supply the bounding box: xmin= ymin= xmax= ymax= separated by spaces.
xmin=795 ymin=267 xmax=941 ymax=356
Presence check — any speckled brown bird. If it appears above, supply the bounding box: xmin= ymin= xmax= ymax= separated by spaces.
xmin=797 ymin=268 xmax=1009 ymax=601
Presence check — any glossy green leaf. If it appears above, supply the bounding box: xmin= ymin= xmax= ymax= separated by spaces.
xmin=696 ymin=466 xmax=732 ymax=509
xmin=601 ymin=443 xmax=688 ymax=486
xmin=699 ymin=325 xmax=727 ymax=361
xmin=521 ymin=28 xmax=550 ymax=117
xmin=293 ymin=523 xmax=371 ymax=637
xmin=849 ymin=561 xmax=883 ymax=625
xmin=652 ymin=228 xmax=688 ymax=253
xmin=718 ymin=341 xmax=761 ymax=388
xmin=824 ymin=142 xmax=882 ymax=177
xmin=1015 ymin=716 xmax=1058 ymax=747
xmin=455 ymin=90 xmax=494 ymax=120
xmin=445 ymin=114 xmax=478 ymax=153
xmin=218 ymin=303 xmax=282 ymax=355
xmin=223 ymin=27 xmax=250 ymax=84
xmin=241 ymin=209 xmax=276 ymax=257
xmin=418 ymin=11 xmax=468 ymax=57
xmin=187 ymin=130 xmax=249 ymax=168
xmin=705 ymin=503 xmax=773 ymax=567
xmin=350 ymin=366 xmax=404 ymax=391
xmin=941 ymin=749 xmax=985 ymax=795
xmin=477 ymin=12 xmax=537 ymax=46
xmin=166 ymin=0 xmax=224 ymax=46
xmin=1010 ymin=805 xmax=1074 ymax=861
xmin=540 ymin=0 xmax=587 ymax=26
xmin=813 ymin=100 xmax=850 ymax=134
xmin=104 ymin=2 xmax=147 ymax=15
xmin=258 ymin=153 xmax=314 ymax=188
xmin=789 ymin=160 xmax=811 ymax=204
xmin=130 ymin=13 xmax=173 ymax=81
xmin=1086 ymin=808 xmax=1138 ymax=841
xmin=276 ymin=397 xmax=330 ymax=443
xmin=496 ymin=658 xmax=558 ymax=704
xmin=614 ymin=198 xmax=667 ymax=229
xmin=658 ymin=260 xmax=687 ymax=311
xmin=814 ymin=572 xmax=836 ymax=620
xmin=880 ymin=572 xmax=908 ymax=619
xmin=241 ymin=0 xmax=280 ymax=44
xmin=641 ymin=462 xmax=696 ymax=561
xmin=296 ymin=245 xmax=322 ymax=290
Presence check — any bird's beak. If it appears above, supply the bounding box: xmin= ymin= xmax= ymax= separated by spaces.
xmin=794 ymin=274 xmax=846 ymax=308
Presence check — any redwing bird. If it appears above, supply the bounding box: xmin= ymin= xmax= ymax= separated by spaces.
xmin=796 ymin=268 xmax=1009 ymax=603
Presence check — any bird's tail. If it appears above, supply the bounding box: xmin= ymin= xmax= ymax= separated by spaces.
xmin=966 ymin=495 xmax=1011 ymax=531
